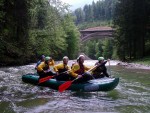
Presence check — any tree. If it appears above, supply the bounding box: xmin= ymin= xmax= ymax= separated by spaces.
xmin=0 ymin=0 xmax=31 ymax=65
xmin=103 ymin=39 xmax=113 ymax=59
xmin=0 ymin=0 xmax=80 ymax=65
xmin=114 ymin=0 xmax=149 ymax=60
xmin=95 ymin=40 xmax=103 ymax=58
xmin=62 ymin=14 xmax=80 ymax=59
xmin=74 ymin=0 xmax=117 ymax=24
xmin=74 ymin=8 xmax=84 ymax=24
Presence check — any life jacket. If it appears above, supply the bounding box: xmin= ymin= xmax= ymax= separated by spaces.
xmin=37 ymin=62 xmax=49 ymax=73
xmin=74 ymin=64 xmax=84 ymax=75
xmin=58 ymin=65 xmax=68 ymax=73
xmin=43 ymin=63 xmax=49 ymax=71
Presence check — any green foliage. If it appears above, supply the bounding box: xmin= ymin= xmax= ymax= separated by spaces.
xmin=82 ymin=39 xmax=114 ymax=60
xmin=74 ymin=8 xmax=84 ymax=24
xmin=87 ymin=41 xmax=97 ymax=59
xmin=0 ymin=0 xmax=80 ymax=66
xmin=77 ymin=20 xmax=113 ymax=30
xmin=133 ymin=56 xmax=150 ymax=66
xmin=29 ymin=0 xmax=80 ymax=60
xmin=62 ymin=14 xmax=80 ymax=59
xmin=73 ymin=0 xmax=117 ymax=25
xmin=145 ymin=37 xmax=150 ymax=55
xmin=95 ymin=40 xmax=103 ymax=58
xmin=103 ymin=39 xmax=113 ymax=59
xmin=114 ymin=0 xmax=150 ymax=61
xmin=0 ymin=0 xmax=4 ymax=22
xmin=0 ymin=0 xmax=32 ymax=65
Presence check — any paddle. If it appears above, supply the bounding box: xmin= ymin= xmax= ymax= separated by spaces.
xmin=58 ymin=78 xmax=78 ymax=92
xmin=38 ymin=76 xmax=54 ymax=84
xmin=108 ymin=59 xmax=111 ymax=77
xmin=58 ymin=63 xmax=103 ymax=92
xmin=38 ymin=70 xmax=71 ymax=84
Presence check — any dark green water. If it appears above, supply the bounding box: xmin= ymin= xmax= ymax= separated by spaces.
xmin=0 ymin=61 xmax=150 ymax=113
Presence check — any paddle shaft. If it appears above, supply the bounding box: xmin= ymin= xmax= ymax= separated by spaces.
xmin=108 ymin=60 xmax=111 ymax=76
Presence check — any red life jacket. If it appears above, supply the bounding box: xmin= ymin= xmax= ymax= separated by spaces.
xmin=74 ymin=64 xmax=84 ymax=75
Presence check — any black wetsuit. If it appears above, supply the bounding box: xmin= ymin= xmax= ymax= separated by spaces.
xmin=92 ymin=61 xmax=110 ymax=78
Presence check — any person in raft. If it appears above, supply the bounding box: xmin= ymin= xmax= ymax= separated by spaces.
xmin=49 ymin=57 xmax=55 ymax=66
xmin=49 ymin=57 xmax=55 ymax=71
xmin=92 ymin=57 xmax=110 ymax=78
xmin=35 ymin=55 xmax=45 ymax=70
xmin=70 ymin=55 xmax=93 ymax=83
xmin=54 ymin=56 xmax=73 ymax=81
xmin=37 ymin=56 xmax=56 ymax=81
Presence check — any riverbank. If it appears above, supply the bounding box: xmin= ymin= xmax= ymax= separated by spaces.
xmin=117 ymin=61 xmax=150 ymax=70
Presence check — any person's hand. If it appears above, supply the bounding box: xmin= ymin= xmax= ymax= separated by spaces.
xmin=56 ymin=72 xmax=59 ymax=76
xmin=85 ymin=71 xmax=91 ymax=75
xmin=107 ymin=59 xmax=110 ymax=62
xmin=95 ymin=62 xmax=100 ymax=66
xmin=65 ymin=71 xmax=70 ymax=74
xmin=43 ymin=70 xmax=46 ymax=73
xmin=44 ymin=69 xmax=50 ymax=73
xmin=77 ymin=75 xmax=82 ymax=79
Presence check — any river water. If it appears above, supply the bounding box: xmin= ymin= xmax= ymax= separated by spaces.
xmin=0 ymin=60 xmax=150 ymax=113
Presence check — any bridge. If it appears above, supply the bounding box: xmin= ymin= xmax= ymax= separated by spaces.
xmin=80 ymin=26 xmax=114 ymax=42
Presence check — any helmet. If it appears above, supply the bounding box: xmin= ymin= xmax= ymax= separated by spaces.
xmin=41 ymin=55 xmax=45 ymax=59
xmin=63 ymin=56 xmax=68 ymax=60
xmin=45 ymin=56 xmax=50 ymax=61
xmin=77 ymin=55 xmax=85 ymax=60
xmin=98 ymin=57 xmax=104 ymax=61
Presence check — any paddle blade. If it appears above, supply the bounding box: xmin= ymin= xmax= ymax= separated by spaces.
xmin=39 ymin=76 xmax=53 ymax=84
xmin=58 ymin=81 xmax=72 ymax=92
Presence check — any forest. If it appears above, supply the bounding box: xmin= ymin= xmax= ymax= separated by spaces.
xmin=73 ymin=0 xmax=150 ymax=61
xmin=0 ymin=0 xmax=80 ymax=66
xmin=0 ymin=0 xmax=150 ymax=66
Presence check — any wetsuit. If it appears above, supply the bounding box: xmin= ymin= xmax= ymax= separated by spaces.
xmin=92 ymin=61 xmax=110 ymax=78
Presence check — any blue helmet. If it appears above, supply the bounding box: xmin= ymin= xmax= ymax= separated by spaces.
xmin=41 ymin=55 xmax=45 ymax=59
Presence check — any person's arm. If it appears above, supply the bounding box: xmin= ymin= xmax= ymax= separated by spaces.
xmin=35 ymin=60 xmax=41 ymax=69
xmin=84 ymin=65 xmax=91 ymax=71
xmin=37 ymin=62 xmax=44 ymax=72
xmin=66 ymin=65 xmax=71 ymax=72
xmin=91 ymin=61 xmax=108 ymax=72
xmin=54 ymin=63 xmax=62 ymax=72
xmin=102 ymin=66 xmax=110 ymax=77
xmin=52 ymin=60 xmax=55 ymax=65
xmin=70 ymin=64 xmax=79 ymax=78
xmin=95 ymin=62 xmax=99 ymax=66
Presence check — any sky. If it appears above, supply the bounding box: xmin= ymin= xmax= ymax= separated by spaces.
xmin=61 ymin=0 xmax=99 ymax=11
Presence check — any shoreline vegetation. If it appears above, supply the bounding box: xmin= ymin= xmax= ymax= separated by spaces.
xmin=117 ymin=56 xmax=150 ymax=70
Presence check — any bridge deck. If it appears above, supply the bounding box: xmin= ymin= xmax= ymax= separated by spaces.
xmin=80 ymin=26 xmax=114 ymax=42
xmin=80 ymin=27 xmax=114 ymax=32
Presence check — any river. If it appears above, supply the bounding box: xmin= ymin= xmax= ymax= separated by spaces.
xmin=0 ymin=60 xmax=150 ymax=113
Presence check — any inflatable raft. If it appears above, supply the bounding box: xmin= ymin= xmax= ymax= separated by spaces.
xmin=22 ymin=74 xmax=119 ymax=92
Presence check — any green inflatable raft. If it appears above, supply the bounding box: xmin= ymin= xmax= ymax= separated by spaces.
xmin=22 ymin=74 xmax=119 ymax=92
